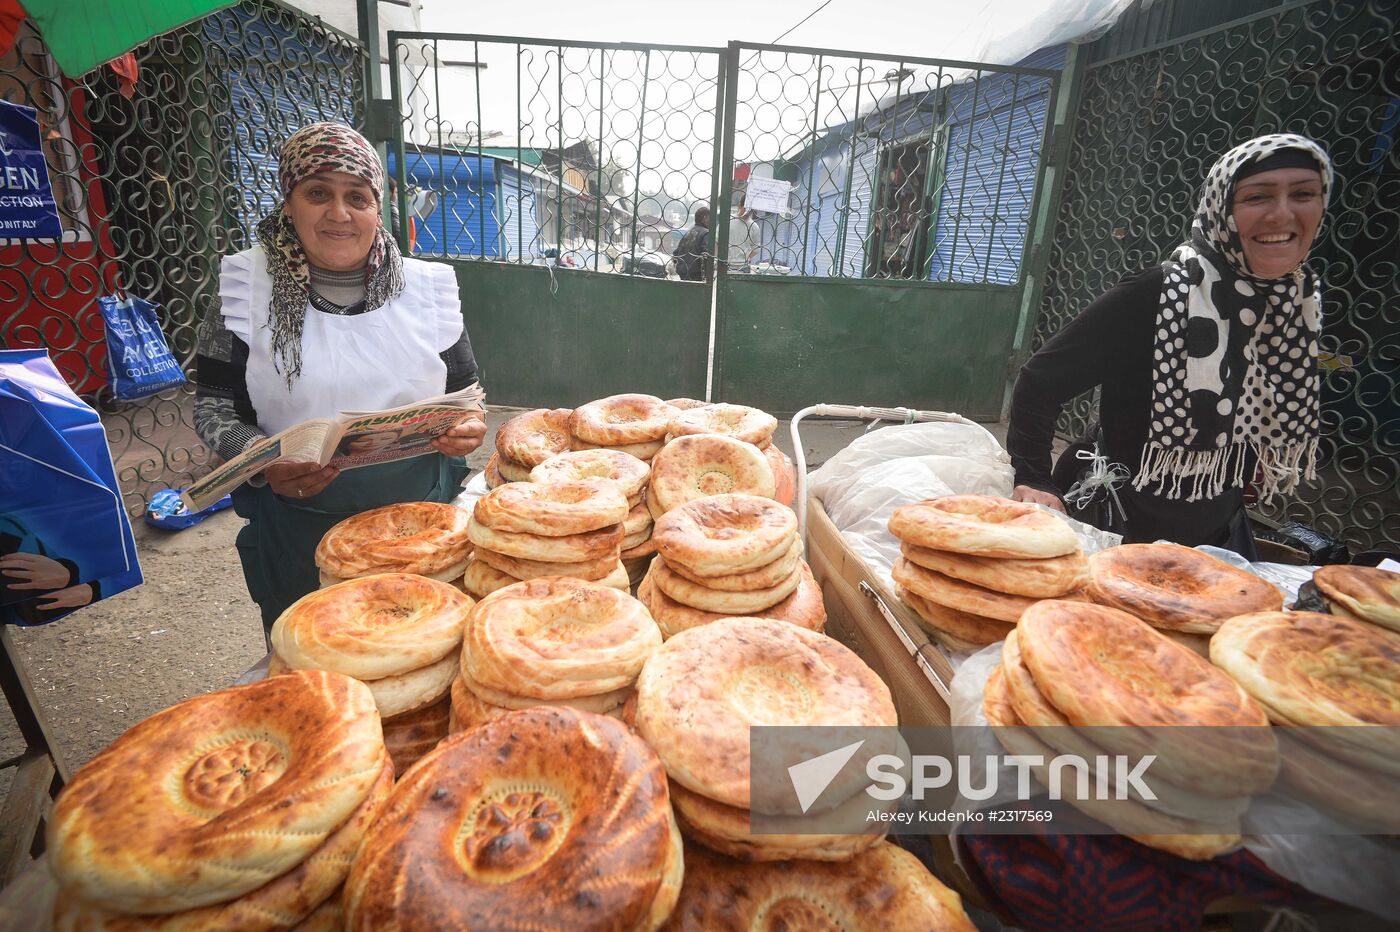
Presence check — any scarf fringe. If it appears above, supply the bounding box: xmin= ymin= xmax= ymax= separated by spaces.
xmin=1133 ymin=436 xmax=1318 ymax=504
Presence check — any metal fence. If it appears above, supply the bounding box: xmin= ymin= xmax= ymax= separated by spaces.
xmin=0 ymin=0 xmax=363 ymax=514
xmin=720 ymin=44 xmax=1060 ymax=283
xmin=386 ymin=34 xmax=723 ymax=274
xmin=1035 ymin=0 xmax=1400 ymax=551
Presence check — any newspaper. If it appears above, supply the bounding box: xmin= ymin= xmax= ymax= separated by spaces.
xmin=181 ymin=383 xmax=485 ymax=512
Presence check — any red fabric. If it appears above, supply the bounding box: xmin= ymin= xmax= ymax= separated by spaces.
xmin=0 ymin=0 xmax=25 ymax=58
xmin=108 ymin=51 xmax=138 ymax=99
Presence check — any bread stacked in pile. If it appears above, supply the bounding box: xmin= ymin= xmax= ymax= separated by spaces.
xmin=270 ymin=574 xmax=472 ymax=775
xmin=464 ymin=477 xmax=628 ymax=597
xmin=1310 ymin=564 xmax=1400 ymax=635
xmin=449 ymin=576 xmax=662 ymax=732
xmin=569 ymin=393 xmax=677 ymax=463
xmin=1087 ymin=542 xmax=1284 ymax=654
xmin=48 ymin=671 xmax=390 ymax=929
xmin=635 ymin=617 xmax=895 ymax=863
xmin=888 ymin=494 xmax=1087 ymax=651
xmin=659 ymin=402 xmax=795 ymax=508
xmin=483 ymin=407 xmax=572 ymax=488
xmin=983 ymin=599 xmax=1278 ymax=860
xmin=1211 ymin=610 xmax=1400 ymax=831
xmin=530 ymin=448 xmax=655 ymax=586
xmin=639 ymin=493 xmax=826 ymax=638
xmin=315 ymin=502 xmax=473 ymax=591
xmin=344 ymin=706 xmax=684 ymax=931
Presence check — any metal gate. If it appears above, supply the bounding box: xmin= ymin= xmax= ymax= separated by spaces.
xmin=1035 ymin=0 xmax=1400 ymax=552
xmin=0 ymin=0 xmax=363 ymax=514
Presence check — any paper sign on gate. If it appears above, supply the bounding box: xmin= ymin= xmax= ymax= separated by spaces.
xmin=744 ymin=176 xmax=793 ymax=216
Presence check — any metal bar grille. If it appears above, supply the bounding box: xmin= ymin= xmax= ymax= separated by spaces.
xmin=1034 ymin=0 xmax=1400 ymax=552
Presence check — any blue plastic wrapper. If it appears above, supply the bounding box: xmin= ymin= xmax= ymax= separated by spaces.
xmin=145 ymin=488 xmax=232 ymax=530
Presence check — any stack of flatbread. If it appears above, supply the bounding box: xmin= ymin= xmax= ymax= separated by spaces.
xmin=464 ymin=478 xmax=628 ymax=597
xmin=888 ymin=494 xmax=1086 ymax=650
xmin=568 ymin=393 xmax=677 ymax=463
xmin=984 ymin=599 xmax=1278 ymax=860
xmin=483 ymin=407 xmax=573 ymax=489
xmin=346 ymin=707 xmax=683 ymax=930
xmin=662 ymin=402 xmax=796 ymax=508
xmin=48 ymin=671 xmax=390 ymax=929
xmin=635 ymin=617 xmax=897 ymax=862
xmin=270 ymin=574 xmax=472 ymax=775
xmin=1310 ymin=565 xmax=1400 ymax=636
xmin=640 ymin=493 xmax=826 ymax=638
xmin=449 ymin=576 xmax=662 ymax=733
xmin=315 ymin=502 xmax=473 ymax=591
xmin=1211 ymin=610 xmax=1400 ymax=831
xmin=528 ymin=448 xmax=655 ymax=587
xmin=1087 ymin=542 xmax=1284 ymax=655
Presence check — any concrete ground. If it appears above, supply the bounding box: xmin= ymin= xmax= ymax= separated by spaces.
xmin=3 ymin=410 xmax=1009 ymax=775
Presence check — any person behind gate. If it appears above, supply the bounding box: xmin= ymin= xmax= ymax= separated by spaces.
xmin=674 ymin=205 xmax=711 ymax=282
xmin=1006 ymin=133 xmax=1332 ymax=558
xmin=194 ymin=121 xmax=486 ymax=636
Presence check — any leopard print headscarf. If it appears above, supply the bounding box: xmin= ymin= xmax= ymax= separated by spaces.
xmin=254 ymin=122 xmax=404 ymax=386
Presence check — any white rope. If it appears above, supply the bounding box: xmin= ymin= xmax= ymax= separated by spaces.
xmin=1063 ymin=448 xmax=1129 ymax=525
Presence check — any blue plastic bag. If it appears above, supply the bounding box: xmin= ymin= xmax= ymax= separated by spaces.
xmin=0 ymin=349 xmax=144 ymax=625
xmin=98 ymin=294 xmax=187 ymax=400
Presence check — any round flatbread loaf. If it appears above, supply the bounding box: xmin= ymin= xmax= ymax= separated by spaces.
xmin=465 ymin=577 xmax=662 ymax=699
xmin=892 ymin=557 xmax=1040 ymax=623
xmin=448 ymin=674 xmax=511 ymax=734
xmin=649 ymin=435 xmax=775 ymax=513
xmin=495 ymin=454 xmax=535 ymax=483
xmin=653 ymin=493 xmax=797 ymax=577
xmin=651 ymin=556 xmax=802 ymax=614
xmin=383 ymin=695 xmax=451 ymax=777
xmin=344 ymin=709 xmax=673 ymax=932
xmin=639 ymin=561 xmax=825 ymax=639
xmin=52 ymin=757 xmax=393 ymax=931
xmin=666 ymin=841 xmax=976 ymax=931
xmin=669 ymin=779 xmax=884 ymax=862
xmin=571 ymin=394 xmax=677 ymax=445
xmin=622 ymin=498 xmax=653 ymax=537
xmin=49 ymin=671 xmax=385 ymax=914
xmin=1313 ymin=565 xmax=1400 ymax=632
xmin=319 ymin=556 xmax=472 ymax=592
xmin=901 ymin=542 xmax=1087 ymax=598
xmin=315 ymin=503 xmax=472 ymax=579
xmin=667 ymin=403 xmax=777 ymax=447
xmin=458 ymin=662 xmax=631 ymax=714
xmin=270 ymin=651 xmax=453 ymax=721
xmin=482 ymin=453 xmax=506 ymax=489
xmin=494 ymin=408 xmax=573 ymax=467
xmin=889 ymin=494 xmax=1078 ymax=558
xmin=622 ymin=536 xmax=659 ymax=561
xmin=764 ymin=443 xmax=797 ymax=508
xmin=474 ymin=479 xmax=628 ymax=537
xmin=983 ymin=667 xmax=1242 ymax=860
xmin=896 ymin=585 xmax=1013 ymax=646
xmin=272 ymin=573 xmax=470 ymax=680
xmin=665 ymin=536 xmax=801 ymax=592
xmin=462 ymin=557 xmax=519 ymax=599
xmin=665 ymin=397 xmax=709 ymax=410
xmin=467 ymin=516 xmax=622 ymax=562
xmin=635 ymin=618 xmax=894 ymax=810
xmin=1088 ymin=543 xmax=1284 ymax=633
xmin=1211 ymin=611 xmax=1400 ymax=775
xmin=529 ymin=448 xmax=651 ymax=499
xmin=472 ymin=546 xmax=618 ymax=583
xmin=1018 ymin=600 xmax=1278 ymax=797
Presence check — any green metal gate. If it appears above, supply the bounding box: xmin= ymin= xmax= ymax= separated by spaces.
xmin=1035 ymin=0 xmax=1400 ymax=552
xmin=0 ymin=0 xmax=364 ymax=514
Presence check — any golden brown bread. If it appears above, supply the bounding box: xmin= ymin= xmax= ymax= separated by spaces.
xmin=892 ymin=557 xmax=1040 ymax=623
xmin=482 ymin=452 xmax=506 ymax=489
xmin=494 ymin=453 xmax=534 ymax=483
xmin=888 ymin=494 xmax=1079 ymax=558
xmin=457 ymin=663 xmax=631 ymax=714
xmin=315 ymin=503 xmax=472 ymax=579
xmin=649 ymin=435 xmax=775 ymax=513
xmin=344 ymin=708 xmax=673 ymax=931
xmin=272 ymin=573 xmax=470 ymax=680
xmin=663 ymin=536 xmax=801 ymax=592
xmin=571 ymin=394 xmax=677 ymax=445
xmin=1088 ymin=543 xmax=1284 ymax=633
xmin=896 ymin=585 xmax=1013 ymax=646
xmin=652 ymin=493 xmax=797 ymax=577
xmin=53 ymin=758 xmax=392 ymax=931
xmin=48 ymin=671 xmax=386 ymax=914
xmin=666 ymin=403 xmax=777 ymax=447
xmin=901 ymin=542 xmax=1087 ymax=597
xmin=634 ymin=618 xmax=895 ymax=810
xmin=467 ymin=516 xmax=623 ymax=562
xmin=461 ymin=556 xmax=518 ymax=599
xmin=382 ymin=695 xmax=450 ymax=778
xmin=638 ymin=561 xmax=826 ymax=639
xmin=472 ymin=545 xmax=618 ymax=582
xmin=494 ymin=408 xmax=573 ymax=467
xmin=664 ymin=841 xmax=977 ymax=931
xmin=650 ymin=556 xmax=802 ymax=614
xmin=668 ymin=780 xmax=883 ymax=863
xmin=764 ymin=443 xmax=796 ymax=508
xmin=473 ymin=479 xmax=628 ymax=537
xmin=529 ymin=448 xmax=651 ymax=499
xmin=1018 ymin=600 xmax=1278 ymax=796
xmin=1313 ymin=565 xmax=1400 ymax=632
xmin=464 ymin=577 xmax=662 ymax=699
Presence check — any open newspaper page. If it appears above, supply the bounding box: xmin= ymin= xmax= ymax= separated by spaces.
xmin=179 ymin=419 xmax=336 ymax=512
xmin=322 ymin=383 xmax=486 ymax=470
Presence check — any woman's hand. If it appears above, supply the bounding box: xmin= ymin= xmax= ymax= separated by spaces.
xmin=432 ymin=415 xmax=487 ymax=458
xmin=266 ymin=461 xmax=339 ymax=499
xmin=1012 ymin=485 xmax=1067 ymax=514
xmin=37 ymin=584 xmax=94 ymax=610
xmin=0 ymin=553 xmax=73 ymax=590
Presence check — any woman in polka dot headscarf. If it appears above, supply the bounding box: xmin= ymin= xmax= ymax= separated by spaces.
xmin=1006 ymin=133 xmax=1331 ymax=556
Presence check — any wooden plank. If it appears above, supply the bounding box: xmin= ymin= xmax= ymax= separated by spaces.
xmin=0 ymin=752 xmax=55 ymax=886
xmin=0 ymin=628 xmax=73 ymax=784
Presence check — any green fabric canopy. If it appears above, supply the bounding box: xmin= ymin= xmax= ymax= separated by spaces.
xmin=22 ymin=0 xmax=236 ymax=77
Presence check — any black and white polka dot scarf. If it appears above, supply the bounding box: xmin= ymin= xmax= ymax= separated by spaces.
xmin=1135 ymin=133 xmax=1332 ymax=504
